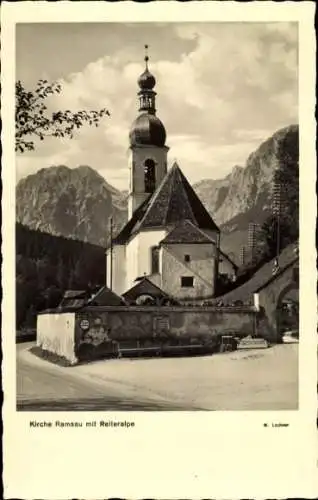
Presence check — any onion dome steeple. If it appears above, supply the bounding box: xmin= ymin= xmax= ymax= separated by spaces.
xmin=137 ymin=45 xmax=157 ymax=113
xmin=129 ymin=45 xmax=167 ymax=148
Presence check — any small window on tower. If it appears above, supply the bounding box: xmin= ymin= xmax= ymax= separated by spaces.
xmin=181 ymin=276 xmax=194 ymax=288
xmin=184 ymin=254 xmax=190 ymax=263
xmin=144 ymin=159 xmax=156 ymax=193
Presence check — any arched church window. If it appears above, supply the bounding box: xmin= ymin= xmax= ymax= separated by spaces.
xmin=144 ymin=158 xmax=156 ymax=193
xmin=151 ymin=246 xmax=160 ymax=274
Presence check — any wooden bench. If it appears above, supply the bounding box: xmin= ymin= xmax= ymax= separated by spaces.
xmin=118 ymin=344 xmax=209 ymax=358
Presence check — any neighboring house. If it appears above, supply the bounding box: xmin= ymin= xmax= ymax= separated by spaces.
xmin=58 ymin=287 xmax=125 ymax=310
xmin=122 ymin=277 xmax=178 ymax=305
xmin=58 ymin=290 xmax=89 ymax=310
xmin=88 ymin=286 xmax=126 ymax=306
xmin=106 ymin=51 xmax=236 ymax=302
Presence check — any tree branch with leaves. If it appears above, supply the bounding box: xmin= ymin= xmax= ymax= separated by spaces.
xmin=15 ymin=79 xmax=110 ymax=153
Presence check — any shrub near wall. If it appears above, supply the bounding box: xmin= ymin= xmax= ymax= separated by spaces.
xmin=74 ymin=306 xmax=256 ymax=361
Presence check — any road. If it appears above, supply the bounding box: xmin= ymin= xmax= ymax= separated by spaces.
xmin=17 ymin=343 xmax=193 ymax=411
xmin=17 ymin=341 xmax=298 ymax=411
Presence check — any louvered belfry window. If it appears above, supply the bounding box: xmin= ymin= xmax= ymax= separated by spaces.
xmin=144 ymin=158 xmax=156 ymax=193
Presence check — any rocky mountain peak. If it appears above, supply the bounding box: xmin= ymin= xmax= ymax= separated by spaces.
xmin=16 ymin=165 xmax=127 ymax=247
xmin=194 ymin=124 xmax=298 ymax=229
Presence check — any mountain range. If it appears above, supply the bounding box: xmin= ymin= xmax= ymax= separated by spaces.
xmin=16 ymin=124 xmax=298 ymax=261
xmin=16 ymin=165 xmax=128 ymax=247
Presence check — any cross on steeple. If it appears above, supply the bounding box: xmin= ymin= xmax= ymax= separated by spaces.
xmin=144 ymin=44 xmax=149 ymax=68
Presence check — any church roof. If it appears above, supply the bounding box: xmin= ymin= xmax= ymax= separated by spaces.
xmin=112 ymin=195 xmax=152 ymax=245
xmin=160 ymin=220 xmax=238 ymax=269
xmin=130 ymin=113 xmax=166 ymax=147
xmin=112 ymin=163 xmax=219 ymax=245
xmin=160 ymin=219 xmax=216 ymax=244
xmin=138 ymin=68 xmax=156 ymax=90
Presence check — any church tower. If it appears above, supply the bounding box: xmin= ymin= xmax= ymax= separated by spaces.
xmin=128 ymin=45 xmax=169 ymax=219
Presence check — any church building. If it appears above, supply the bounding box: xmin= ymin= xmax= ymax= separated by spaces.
xmin=106 ymin=49 xmax=234 ymax=302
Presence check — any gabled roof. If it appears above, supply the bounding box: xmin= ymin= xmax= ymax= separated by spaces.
xmin=88 ymin=286 xmax=126 ymax=306
xmin=59 ymin=290 xmax=89 ymax=310
xmin=58 ymin=288 xmax=126 ymax=309
xmin=160 ymin=220 xmax=238 ymax=269
xmin=59 ymin=299 xmax=87 ymax=310
xmin=160 ymin=219 xmax=216 ymax=244
xmin=140 ymin=163 xmax=219 ymax=232
xmin=112 ymin=162 xmax=219 ymax=246
xmin=123 ymin=277 xmax=177 ymax=304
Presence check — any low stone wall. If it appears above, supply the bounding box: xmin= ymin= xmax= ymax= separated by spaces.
xmin=37 ymin=312 xmax=77 ymax=364
xmin=36 ymin=306 xmax=259 ymax=364
xmin=74 ymin=306 xmax=256 ymax=361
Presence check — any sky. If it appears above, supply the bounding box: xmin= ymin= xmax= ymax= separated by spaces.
xmin=16 ymin=22 xmax=298 ymax=190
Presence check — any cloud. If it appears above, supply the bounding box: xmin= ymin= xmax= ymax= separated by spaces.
xmin=233 ymin=128 xmax=275 ymax=143
xmin=17 ymin=22 xmax=298 ymax=189
xmin=168 ymin=133 xmax=266 ymax=181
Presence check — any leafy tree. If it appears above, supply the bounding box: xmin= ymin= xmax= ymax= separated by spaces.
xmin=16 ymin=79 xmax=110 ymax=153
xmin=260 ymin=214 xmax=296 ymax=259
xmin=276 ymin=127 xmax=299 ymax=217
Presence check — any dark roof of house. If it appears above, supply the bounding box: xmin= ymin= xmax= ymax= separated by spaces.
xmin=219 ymin=250 xmax=239 ymax=270
xmin=112 ymin=162 xmax=219 ymax=245
xmin=160 ymin=219 xmax=217 ymax=244
xmin=88 ymin=286 xmax=126 ymax=306
xmin=58 ymin=290 xmax=89 ymax=310
xmin=212 ymin=242 xmax=299 ymax=304
xmin=122 ymin=277 xmax=175 ymax=303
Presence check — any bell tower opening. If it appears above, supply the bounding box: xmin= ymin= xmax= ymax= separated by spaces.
xmin=144 ymin=159 xmax=156 ymax=193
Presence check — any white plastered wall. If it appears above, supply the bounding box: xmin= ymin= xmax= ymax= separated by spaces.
xmin=106 ymin=244 xmax=127 ymax=296
xmin=126 ymin=229 xmax=167 ymax=291
xmin=128 ymin=145 xmax=168 ymax=218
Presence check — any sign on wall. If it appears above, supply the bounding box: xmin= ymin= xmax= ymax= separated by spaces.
xmin=153 ymin=316 xmax=170 ymax=335
xmin=79 ymin=318 xmax=90 ymax=331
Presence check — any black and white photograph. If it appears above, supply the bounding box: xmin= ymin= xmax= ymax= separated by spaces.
xmin=2 ymin=2 xmax=317 ymax=499
xmin=14 ymin=21 xmax=301 ymax=412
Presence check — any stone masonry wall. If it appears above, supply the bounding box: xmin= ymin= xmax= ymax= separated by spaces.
xmin=74 ymin=306 xmax=256 ymax=361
